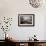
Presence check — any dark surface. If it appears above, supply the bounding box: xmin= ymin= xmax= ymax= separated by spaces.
xmin=0 ymin=39 xmax=46 ymax=46
xmin=0 ymin=40 xmax=16 ymax=46
xmin=0 ymin=40 xmax=6 ymax=46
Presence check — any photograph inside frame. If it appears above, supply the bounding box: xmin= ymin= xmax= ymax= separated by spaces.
xmin=18 ymin=14 xmax=35 ymax=26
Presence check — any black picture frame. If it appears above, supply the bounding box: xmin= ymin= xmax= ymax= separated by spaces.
xmin=18 ymin=14 xmax=35 ymax=27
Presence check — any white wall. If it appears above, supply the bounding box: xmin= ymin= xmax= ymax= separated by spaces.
xmin=0 ymin=0 xmax=46 ymax=40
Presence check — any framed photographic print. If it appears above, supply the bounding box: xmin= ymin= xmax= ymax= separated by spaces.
xmin=18 ymin=14 xmax=35 ymax=26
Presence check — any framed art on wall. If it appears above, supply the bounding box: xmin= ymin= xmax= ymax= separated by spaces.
xmin=18 ymin=14 xmax=35 ymax=26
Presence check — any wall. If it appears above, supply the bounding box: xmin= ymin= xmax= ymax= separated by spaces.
xmin=0 ymin=0 xmax=46 ymax=40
